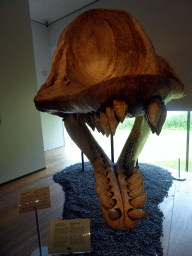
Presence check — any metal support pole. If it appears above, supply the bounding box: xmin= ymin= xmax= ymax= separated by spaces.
xmin=81 ymin=151 xmax=84 ymax=171
xmin=136 ymin=159 xmax=138 ymax=167
xmin=178 ymin=158 xmax=180 ymax=179
xmin=111 ymin=133 xmax=114 ymax=163
xmin=35 ymin=208 xmax=42 ymax=256
xmin=186 ymin=111 xmax=190 ymax=172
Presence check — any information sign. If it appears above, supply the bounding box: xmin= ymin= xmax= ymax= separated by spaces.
xmin=48 ymin=219 xmax=91 ymax=254
xmin=19 ymin=186 xmax=51 ymax=213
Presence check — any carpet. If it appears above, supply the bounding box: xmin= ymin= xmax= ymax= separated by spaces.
xmin=53 ymin=162 xmax=173 ymax=256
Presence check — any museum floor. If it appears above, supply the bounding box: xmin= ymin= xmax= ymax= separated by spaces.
xmin=1 ymin=146 xmax=192 ymax=256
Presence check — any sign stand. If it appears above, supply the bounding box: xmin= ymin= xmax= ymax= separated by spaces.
xmin=31 ymin=208 xmax=49 ymax=256
xmin=18 ymin=187 xmax=51 ymax=256
xmin=111 ymin=133 xmax=114 ymax=163
xmin=81 ymin=151 xmax=84 ymax=171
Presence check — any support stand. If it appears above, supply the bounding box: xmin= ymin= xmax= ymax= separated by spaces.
xmin=81 ymin=151 xmax=85 ymax=171
xmin=172 ymin=158 xmax=186 ymax=181
xmin=31 ymin=208 xmax=49 ymax=256
xmin=186 ymin=111 xmax=190 ymax=172
xmin=111 ymin=133 xmax=114 ymax=163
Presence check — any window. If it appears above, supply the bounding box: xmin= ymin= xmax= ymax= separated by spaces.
xmin=64 ymin=111 xmax=191 ymax=173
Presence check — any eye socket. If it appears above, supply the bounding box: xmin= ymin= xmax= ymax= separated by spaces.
xmin=64 ymin=76 xmax=71 ymax=85
xmin=47 ymin=77 xmax=55 ymax=88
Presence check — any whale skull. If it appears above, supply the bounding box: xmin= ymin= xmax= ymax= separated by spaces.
xmin=34 ymin=9 xmax=186 ymax=230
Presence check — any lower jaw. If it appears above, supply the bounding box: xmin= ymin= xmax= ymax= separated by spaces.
xmin=63 ymin=113 xmax=148 ymax=230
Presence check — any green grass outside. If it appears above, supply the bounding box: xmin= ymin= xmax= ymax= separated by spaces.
xmin=149 ymin=158 xmax=192 ymax=173
xmin=117 ymin=112 xmax=192 ymax=172
xmin=117 ymin=112 xmax=192 ymax=131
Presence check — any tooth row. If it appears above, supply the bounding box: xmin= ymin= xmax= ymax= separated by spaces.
xmin=94 ymin=164 xmax=147 ymax=227
xmin=79 ymin=100 xmax=128 ymax=137
xmin=94 ymin=165 xmax=122 ymax=217
xmin=94 ymin=169 xmax=117 ymax=210
xmin=122 ymin=161 xmax=147 ymax=212
xmin=126 ymin=166 xmax=147 ymax=219
xmin=91 ymin=144 xmax=110 ymax=177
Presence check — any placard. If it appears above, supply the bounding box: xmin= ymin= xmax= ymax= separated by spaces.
xmin=19 ymin=186 xmax=51 ymax=213
xmin=48 ymin=219 xmax=91 ymax=254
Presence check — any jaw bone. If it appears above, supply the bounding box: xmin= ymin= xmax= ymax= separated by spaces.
xmin=34 ymin=8 xmax=186 ymax=230
xmin=64 ymin=113 xmax=148 ymax=230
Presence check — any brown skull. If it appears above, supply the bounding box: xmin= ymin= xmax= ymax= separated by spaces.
xmin=34 ymin=9 xmax=186 ymax=230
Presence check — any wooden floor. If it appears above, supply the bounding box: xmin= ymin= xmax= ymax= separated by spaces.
xmin=0 ymin=146 xmax=192 ymax=256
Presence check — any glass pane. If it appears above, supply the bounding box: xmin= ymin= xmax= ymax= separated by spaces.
xmin=65 ymin=111 xmax=190 ymax=173
xmin=114 ymin=118 xmax=135 ymax=162
xmin=139 ymin=111 xmax=187 ymax=172
xmin=86 ymin=118 xmax=136 ymax=162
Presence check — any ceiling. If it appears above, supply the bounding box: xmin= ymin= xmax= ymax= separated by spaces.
xmin=28 ymin=0 xmax=98 ymax=25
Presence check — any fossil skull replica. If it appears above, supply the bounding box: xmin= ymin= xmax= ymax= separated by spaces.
xmin=34 ymin=9 xmax=186 ymax=230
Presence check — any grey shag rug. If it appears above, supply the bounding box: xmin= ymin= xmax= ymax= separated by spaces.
xmin=53 ymin=162 xmax=173 ymax=256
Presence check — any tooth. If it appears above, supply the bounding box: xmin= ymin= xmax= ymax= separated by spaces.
xmin=96 ymin=178 xmax=110 ymax=191
xmin=96 ymin=185 xmax=113 ymax=199
xmin=84 ymin=114 xmax=95 ymax=131
xmin=130 ymin=191 xmax=147 ymax=209
xmin=92 ymin=147 xmax=104 ymax=160
xmin=90 ymin=113 xmax=97 ymax=127
xmin=108 ymin=208 xmax=122 ymax=220
xmin=92 ymin=144 xmax=102 ymax=155
xmin=128 ymin=177 xmax=144 ymax=191
xmin=94 ymin=172 xmax=109 ymax=184
xmin=94 ymin=166 xmax=108 ymax=177
xmin=94 ymin=113 xmax=105 ymax=135
xmin=95 ymin=159 xmax=105 ymax=169
xmin=98 ymin=193 xmax=116 ymax=209
xmin=106 ymin=107 xmax=119 ymax=136
xmin=78 ymin=113 xmax=85 ymax=122
xmin=96 ymin=187 xmax=116 ymax=209
xmin=123 ymin=159 xmax=135 ymax=168
xmin=128 ymin=209 xmax=147 ymax=220
xmin=113 ymin=99 xmax=128 ymax=123
xmin=156 ymin=103 xmax=167 ymax=135
xmin=124 ymin=159 xmax=136 ymax=171
xmin=96 ymin=154 xmax=104 ymax=162
xmin=100 ymin=111 xmax=111 ymax=137
xmin=125 ymin=166 xmax=139 ymax=178
xmin=73 ymin=113 xmax=78 ymax=121
xmin=127 ymin=171 xmax=143 ymax=184
xmin=129 ymin=184 xmax=144 ymax=199
xmin=146 ymin=98 xmax=162 ymax=134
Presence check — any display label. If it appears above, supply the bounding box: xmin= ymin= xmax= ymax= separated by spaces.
xmin=19 ymin=186 xmax=51 ymax=213
xmin=48 ymin=219 xmax=91 ymax=254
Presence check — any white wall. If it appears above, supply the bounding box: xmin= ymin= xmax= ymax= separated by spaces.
xmin=31 ymin=22 xmax=64 ymax=151
xmin=48 ymin=0 xmax=192 ymax=111
xmin=0 ymin=0 xmax=45 ymax=184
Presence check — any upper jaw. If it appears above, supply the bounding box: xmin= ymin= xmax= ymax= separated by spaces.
xmin=34 ymin=74 xmax=165 ymax=116
xmin=34 ymin=71 xmax=185 ymax=137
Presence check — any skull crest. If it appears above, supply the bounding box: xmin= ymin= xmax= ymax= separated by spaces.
xmin=34 ymin=9 xmax=186 ymax=230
